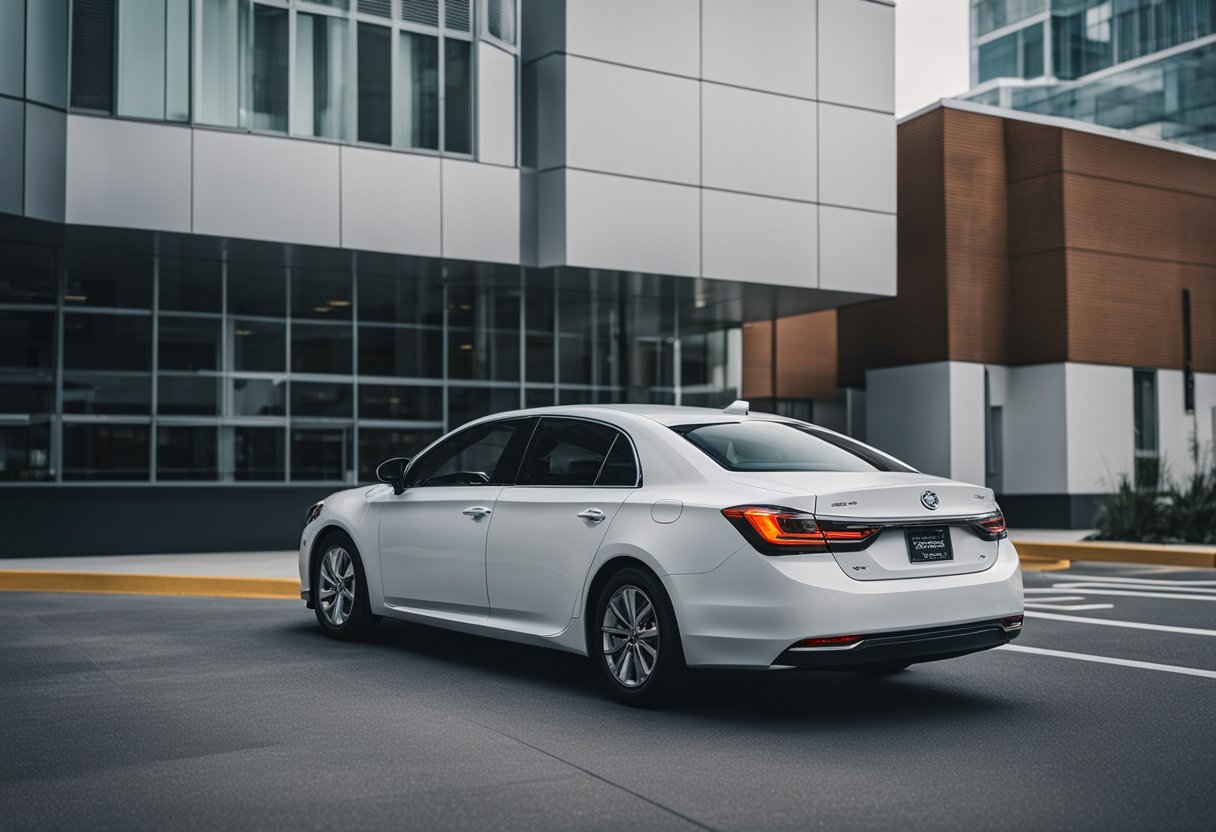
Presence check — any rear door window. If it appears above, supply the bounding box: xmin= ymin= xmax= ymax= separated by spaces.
xmin=518 ymin=418 xmax=638 ymax=486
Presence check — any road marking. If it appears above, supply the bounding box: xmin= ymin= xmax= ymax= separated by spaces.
xmin=1023 ymin=595 xmax=1087 ymax=602
xmin=1025 ymin=611 xmax=1216 ymax=637
xmin=1033 ymin=588 xmax=1216 ymax=602
xmin=997 ymin=644 xmax=1216 ymax=680
xmin=1048 ymin=575 xmax=1216 ymax=587
xmin=1024 ymin=603 xmax=1114 ymax=611
xmin=1053 ymin=582 xmax=1216 ymax=595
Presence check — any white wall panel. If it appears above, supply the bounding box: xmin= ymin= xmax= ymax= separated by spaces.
xmin=1003 ymin=364 xmax=1068 ymax=494
xmin=23 ymin=103 xmax=65 ymax=222
xmin=192 ymin=131 xmax=340 ymax=247
xmin=819 ymin=0 xmax=895 ymax=113
xmin=702 ymin=190 xmax=816 ymax=287
xmin=1066 ymin=363 xmax=1133 ymax=493
xmin=565 ymin=57 xmax=699 ymax=185
xmin=818 ymin=206 xmax=895 ymax=295
xmin=702 ymin=84 xmax=816 ymax=201
xmin=340 ymin=146 xmax=440 ymax=257
xmin=701 ymin=0 xmax=816 ymax=98
xmin=948 ymin=362 xmax=986 ymax=486
xmin=564 ymin=170 xmax=699 ymax=277
xmin=1155 ymin=370 xmax=1216 ymax=481
xmin=866 ymin=362 xmax=952 ymax=477
xmin=819 ymin=102 xmax=896 ymax=213
xmin=65 ymin=117 xmax=191 ymax=232
xmin=477 ymin=42 xmax=517 ymax=167
xmin=564 ymin=0 xmax=699 ymax=77
xmin=0 ymin=97 xmax=22 ymax=216
xmin=442 ymin=160 xmax=520 ymax=264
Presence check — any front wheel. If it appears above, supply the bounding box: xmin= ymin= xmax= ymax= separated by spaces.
xmin=592 ymin=567 xmax=689 ymax=707
xmin=312 ymin=532 xmax=379 ymax=641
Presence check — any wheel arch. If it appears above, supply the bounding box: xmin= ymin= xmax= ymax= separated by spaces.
xmin=582 ymin=555 xmax=673 ymax=657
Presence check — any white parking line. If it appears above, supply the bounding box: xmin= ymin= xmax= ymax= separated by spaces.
xmin=1048 ymin=575 xmax=1216 ymax=587
xmin=997 ymin=645 xmax=1216 ymax=680
xmin=1024 ymin=603 xmax=1115 ymax=611
xmin=1025 ymin=611 xmax=1216 ymax=637
xmin=1022 ymin=595 xmax=1087 ymax=603
xmin=1031 ymin=588 xmax=1216 ymax=602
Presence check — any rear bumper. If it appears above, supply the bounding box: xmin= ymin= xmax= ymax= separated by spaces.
xmin=664 ymin=538 xmax=1023 ymax=669
xmin=773 ymin=619 xmax=1020 ymax=670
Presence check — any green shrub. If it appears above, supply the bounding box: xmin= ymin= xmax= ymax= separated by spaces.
xmin=1093 ymin=463 xmax=1216 ymax=544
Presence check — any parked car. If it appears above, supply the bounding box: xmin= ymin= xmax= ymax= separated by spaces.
xmin=300 ymin=403 xmax=1023 ymax=706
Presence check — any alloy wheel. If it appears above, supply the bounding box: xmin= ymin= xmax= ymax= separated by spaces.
xmin=601 ymin=585 xmax=660 ymax=687
xmin=318 ymin=545 xmax=356 ymax=627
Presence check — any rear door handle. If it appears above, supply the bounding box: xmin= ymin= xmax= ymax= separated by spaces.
xmin=462 ymin=506 xmax=493 ymax=519
xmin=577 ymin=508 xmax=606 ymax=523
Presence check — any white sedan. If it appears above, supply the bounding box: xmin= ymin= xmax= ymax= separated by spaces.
xmin=299 ymin=403 xmax=1023 ymax=706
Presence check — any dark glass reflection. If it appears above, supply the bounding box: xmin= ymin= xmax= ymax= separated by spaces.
xmin=231 ymin=426 xmax=285 ymax=480
xmin=63 ymin=249 xmax=153 ymax=308
xmin=0 ymin=311 xmax=55 ymax=370
xmin=292 ymin=427 xmax=352 ymax=481
xmin=292 ymin=268 xmax=351 ymax=320
xmin=159 ymin=257 xmax=222 ymax=312
xmin=358 ymin=23 xmax=391 ymax=145
xmin=358 ymin=427 xmax=439 ymax=481
xmin=357 ymin=269 xmax=443 ymax=324
xmin=447 ymin=386 xmax=519 ymax=429
xmin=444 ymin=38 xmax=472 ymax=153
xmin=157 ymin=425 xmax=218 ymax=480
xmin=0 ymin=424 xmax=52 ymax=481
xmin=357 ymin=384 xmax=442 ymax=421
xmin=64 ymin=315 xmax=152 ymax=371
xmin=157 ymin=375 xmax=220 ymax=416
xmin=231 ymin=320 xmax=285 ymax=372
xmin=0 ymin=241 xmax=56 ymax=304
xmin=160 ymin=316 xmax=221 ymax=371
xmin=291 ymin=381 xmax=352 ymax=418
xmin=227 ymin=262 xmax=286 ymax=316
xmin=358 ymin=326 xmax=442 ymax=378
xmin=233 ymin=377 xmax=286 ymax=416
xmin=62 ymin=423 xmax=150 ymax=480
xmin=63 ymin=373 xmax=151 ymax=415
xmin=291 ymin=323 xmax=352 ymax=374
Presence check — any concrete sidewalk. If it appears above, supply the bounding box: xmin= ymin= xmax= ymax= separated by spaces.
xmin=0 ymin=551 xmax=299 ymax=579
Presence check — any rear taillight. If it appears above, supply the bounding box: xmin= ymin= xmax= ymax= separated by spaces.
xmin=721 ymin=505 xmax=881 ymax=555
xmin=794 ymin=634 xmax=863 ymax=649
xmin=972 ymin=511 xmax=1008 ymax=540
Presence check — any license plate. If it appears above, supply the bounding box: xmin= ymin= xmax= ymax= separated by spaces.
xmin=906 ymin=527 xmax=954 ymax=563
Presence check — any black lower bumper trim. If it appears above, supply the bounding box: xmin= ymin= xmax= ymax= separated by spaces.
xmin=301 ymin=589 xmax=313 ymax=609
xmin=773 ymin=619 xmax=1020 ymax=670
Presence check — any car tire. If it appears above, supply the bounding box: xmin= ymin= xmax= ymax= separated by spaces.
xmin=592 ymin=566 xmax=689 ymax=708
xmin=312 ymin=531 xmax=380 ymax=642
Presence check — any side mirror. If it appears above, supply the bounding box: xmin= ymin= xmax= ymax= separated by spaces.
xmin=375 ymin=457 xmax=411 ymax=495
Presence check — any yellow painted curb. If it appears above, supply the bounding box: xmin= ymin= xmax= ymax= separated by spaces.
xmin=1019 ymin=557 xmax=1071 ymax=572
xmin=0 ymin=570 xmax=300 ymax=599
xmin=1014 ymin=540 xmax=1216 ymax=569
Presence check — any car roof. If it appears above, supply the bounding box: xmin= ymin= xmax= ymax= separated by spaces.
xmin=482 ymin=403 xmax=791 ymax=428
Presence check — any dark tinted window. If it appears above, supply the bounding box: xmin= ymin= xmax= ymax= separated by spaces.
xmin=598 ymin=434 xmax=639 ymax=486
xmin=407 ymin=419 xmax=526 ymax=487
xmin=675 ymin=421 xmax=912 ymax=473
xmin=519 ymin=418 xmax=635 ymax=487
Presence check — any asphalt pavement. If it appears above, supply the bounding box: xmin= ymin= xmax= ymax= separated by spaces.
xmin=2 ymin=561 xmax=1214 ymax=831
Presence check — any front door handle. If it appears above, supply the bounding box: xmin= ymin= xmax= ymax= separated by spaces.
xmin=577 ymin=508 xmax=606 ymax=523
xmin=462 ymin=506 xmax=493 ymax=519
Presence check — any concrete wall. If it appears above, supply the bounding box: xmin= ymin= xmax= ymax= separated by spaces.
xmin=524 ymin=0 xmax=897 ymax=294
xmin=1065 ymin=363 xmax=1133 ymax=494
xmin=1157 ymin=369 xmax=1216 ymax=480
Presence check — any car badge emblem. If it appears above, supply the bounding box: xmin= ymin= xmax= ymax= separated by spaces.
xmin=920 ymin=490 xmax=940 ymax=510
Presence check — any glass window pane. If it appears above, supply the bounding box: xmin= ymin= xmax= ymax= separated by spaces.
xmin=249 ymin=4 xmax=289 ymax=131
xmin=357 ymin=384 xmax=442 ymax=420
xmin=294 ymin=12 xmax=349 ymax=139
xmin=0 ymin=241 xmax=56 ymax=304
xmin=444 ymin=38 xmax=472 ymax=153
xmin=676 ymin=422 xmax=893 ymax=473
xmin=979 ymin=29 xmax=1019 ymax=82
xmin=0 ymin=0 xmax=24 ymax=98
xmin=292 ymin=323 xmax=352 ymax=375
xmin=64 ymin=315 xmax=152 ymax=371
xmin=518 ymin=418 xmax=618 ymax=486
xmin=449 ymin=329 xmax=519 ymax=381
xmin=165 ymin=0 xmax=190 ymax=120
xmin=26 ymin=0 xmax=68 ymax=108
xmin=117 ymin=0 xmax=167 ymax=119
xmin=159 ymin=257 xmax=221 ymax=312
xmin=524 ymin=387 xmax=553 ymax=409
xmin=291 ymin=381 xmax=352 ymax=417
xmin=158 ymin=425 xmax=218 ymax=480
xmin=0 ymin=311 xmax=55 ymax=370
xmin=227 ymin=261 xmax=285 ymax=316
xmin=232 ymin=377 xmax=285 ymax=416
xmin=160 ymin=316 xmax=221 ymax=371
xmin=230 ymin=319 xmax=285 ymax=372
xmin=292 ymin=268 xmax=351 ymax=319
xmin=399 ymin=32 xmax=438 ymax=149
xmin=358 ymin=326 xmax=442 ymax=378
xmin=71 ymin=0 xmax=113 ymax=111
xmin=227 ymin=425 xmax=284 ymax=480
xmin=63 ymin=423 xmax=150 ymax=480
xmin=357 ymin=23 xmax=391 ymax=145
xmin=64 ymin=249 xmax=153 ymax=308
xmin=0 ymin=380 xmax=54 ymax=414
xmin=63 ymin=373 xmax=151 ymax=414
xmin=598 ymin=434 xmax=638 ymax=486
xmin=358 ymin=427 xmax=440 ymax=481
xmin=407 ymin=419 xmax=524 ymax=487
xmin=357 ymin=270 xmax=443 ymax=324
xmin=292 ymin=427 xmax=352 ymax=481
xmin=158 ymin=375 xmax=220 ymax=415
xmin=198 ymin=0 xmax=240 ymax=126
xmin=0 ymin=424 xmax=52 ymax=481
xmin=447 ymin=385 xmax=519 ymax=429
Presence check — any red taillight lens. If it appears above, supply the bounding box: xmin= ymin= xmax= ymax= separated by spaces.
xmin=974 ymin=511 xmax=1008 ymax=540
xmin=721 ymin=505 xmax=828 ymax=552
xmin=795 ymin=634 xmax=863 ymax=649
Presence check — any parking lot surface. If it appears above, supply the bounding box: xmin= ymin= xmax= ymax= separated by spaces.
xmin=3 ymin=562 xmax=1214 ymax=831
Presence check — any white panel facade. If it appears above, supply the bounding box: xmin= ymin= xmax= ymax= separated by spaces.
xmin=702 ymin=190 xmax=816 ymax=287
xmin=564 ymin=57 xmax=700 ymax=185
xmin=564 ymin=170 xmax=699 ymax=277
xmin=701 ymin=0 xmax=817 ymax=99
xmin=1156 ymin=370 xmax=1216 ymax=481
xmin=0 ymin=97 xmax=22 ymax=216
xmin=818 ymin=0 xmax=895 ymax=113
xmin=340 ymin=146 xmax=441 ymax=257
xmin=1002 ymin=364 xmax=1068 ymax=494
xmin=819 ymin=102 xmax=896 ymax=213
xmin=701 ymin=84 xmax=816 ymax=201
xmin=192 ymin=130 xmax=340 ymax=247
xmin=1066 ymin=363 xmax=1134 ymax=494
xmin=948 ymin=362 xmax=986 ymax=486
xmin=65 ymin=117 xmax=191 ymax=233
xmin=23 ymin=103 xmax=65 ymax=223
xmin=866 ymin=362 xmax=953 ymax=477
xmin=477 ymin=42 xmax=517 ymax=167
xmin=818 ymin=206 xmax=896 ymax=295
xmin=563 ymin=0 xmax=700 ymax=77
xmin=441 ymin=159 xmax=520 ymax=264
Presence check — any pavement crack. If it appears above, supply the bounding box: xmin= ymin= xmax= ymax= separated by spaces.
xmin=461 ymin=717 xmax=719 ymax=832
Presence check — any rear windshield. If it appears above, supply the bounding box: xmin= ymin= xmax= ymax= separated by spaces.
xmin=673 ymin=421 xmax=915 ymax=473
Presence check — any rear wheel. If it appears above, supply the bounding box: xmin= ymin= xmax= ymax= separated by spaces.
xmin=592 ymin=566 xmax=689 ymax=707
xmin=312 ymin=532 xmax=379 ymax=641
